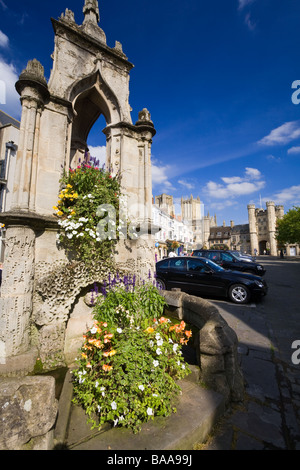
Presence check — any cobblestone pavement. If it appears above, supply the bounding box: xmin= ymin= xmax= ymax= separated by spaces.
xmin=199 ymin=257 xmax=300 ymax=450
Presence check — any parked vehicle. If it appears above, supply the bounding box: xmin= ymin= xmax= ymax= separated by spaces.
xmin=229 ymin=250 xmax=255 ymax=262
xmin=155 ymin=256 xmax=267 ymax=304
xmin=191 ymin=249 xmax=265 ymax=276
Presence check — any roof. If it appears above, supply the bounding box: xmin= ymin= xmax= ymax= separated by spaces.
xmin=0 ymin=110 xmax=20 ymax=129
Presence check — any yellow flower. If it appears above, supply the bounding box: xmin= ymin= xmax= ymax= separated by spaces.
xmin=67 ymin=184 xmax=72 ymax=188
xmin=53 ymin=206 xmax=58 ymax=211
xmin=145 ymin=327 xmax=154 ymax=334
xmin=57 ymin=211 xmax=63 ymax=216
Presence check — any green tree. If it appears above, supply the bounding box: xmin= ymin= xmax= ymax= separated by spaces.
xmin=276 ymin=206 xmax=300 ymax=245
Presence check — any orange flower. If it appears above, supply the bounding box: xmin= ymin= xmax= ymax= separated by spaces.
xmin=81 ymin=353 xmax=87 ymax=359
xmin=185 ymin=330 xmax=192 ymax=338
xmin=159 ymin=317 xmax=168 ymax=324
xmin=103 ymin=349 xmax=117 ymax=357
xmin=86 ymin=362 xmax=92 ymax=368
xmin=102 ymin=364 xmax=113 ymax=372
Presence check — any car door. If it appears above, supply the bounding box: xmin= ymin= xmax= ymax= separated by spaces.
xmin=167 ymin=257 xmax=187 ymax=289
xmin=185 ymin=258 xmax=226 ymax=296
xmin=220 ymin=252 xmax=242 ymax=271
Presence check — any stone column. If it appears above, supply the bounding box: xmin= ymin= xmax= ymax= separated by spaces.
xmin=12 ymin=59 xmax=49 ymax=211
xmin=0 ymin=225 xmax=37 ymax=374
xmin=0 ymin=60 xmax=49 ymax=376
xmin=247 ymin=204 xmax=259 ymax=255
xmin=266 ymin=201 xmax=277 ymax=256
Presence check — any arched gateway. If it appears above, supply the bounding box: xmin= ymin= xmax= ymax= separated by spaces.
xmin=0 ymin=1 xmax=156 ymax=375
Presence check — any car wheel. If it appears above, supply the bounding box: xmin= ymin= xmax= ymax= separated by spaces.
xmin=228 ymin=284 xmax=250 ymax=304
xmin=155 ymin=278 xmax=166 ymax=290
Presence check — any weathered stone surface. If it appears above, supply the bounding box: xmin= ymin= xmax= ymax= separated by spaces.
xmin=161 ymin=290 xmax=244 ymax=403
xmin=0 ymin=375 xmax=58 ymax=450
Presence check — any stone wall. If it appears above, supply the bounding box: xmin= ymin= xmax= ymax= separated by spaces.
xmin=162 ymin=290 xmax=244 ymax=403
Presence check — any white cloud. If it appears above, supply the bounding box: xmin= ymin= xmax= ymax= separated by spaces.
xmin=0 ymin=30 xmax=9 ymax=48
xmin=238 ymin=0 xmax=256 ymax=10
xmin=244 ymin=13 xmax=256 ymax=31
xmin=178 ymin=179 xmax=194 ymax=190
xmin=152 ymin=163 xmax=174 ymax=191
xmin=245 ymin=167 xmax=261 ymax=179
xmin=258 ymin=121 xmax=300 ymax=146
xmin=287 ymin=146 xmax=300 ymax=155
xmin=88 ymin=145 xmax=106 ymax=167
xmin=204 ymin=167 xmax=265 ymax=200
xmin=221 ymin=176 xmax=243 ymax=184
xmin=0 ymin=1 xmax=7 ymax=11
xmin=272 ymin=185 xmax=300 ymax=205
xmin=0 ymin=56 xmax=21 ymax=118
xmin=266 ymin=154 xmax=281 ymax=162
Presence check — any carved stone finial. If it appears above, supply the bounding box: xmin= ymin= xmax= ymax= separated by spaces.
xmin=138 ymin=108 xmax=152 ymax=122
xmin=15 ymin=59 xmax=49 ymax=101
xmin=19 ymin=59 xmax=47 ymax=85
xmin=83 ymin=0 xmax=100 ymax=24
xmin=60 ymin=8 xmax=75 ymax=23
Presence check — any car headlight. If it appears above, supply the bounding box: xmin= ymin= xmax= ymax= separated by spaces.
xmin=257 ymin=265 xmax=263 ymax=270
xmin=255 ymin=280 xmax=264 ymax=288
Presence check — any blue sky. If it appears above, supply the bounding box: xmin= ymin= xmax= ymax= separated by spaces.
xmin=1 ymin=0 xmax=300 ymax=225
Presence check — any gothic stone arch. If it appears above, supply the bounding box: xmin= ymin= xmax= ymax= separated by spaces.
xmin=0 ymin=2 xmax=156 ymax=375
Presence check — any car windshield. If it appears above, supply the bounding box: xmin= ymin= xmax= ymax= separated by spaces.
xmin=204 ymin=258 xmax=225 ymax=272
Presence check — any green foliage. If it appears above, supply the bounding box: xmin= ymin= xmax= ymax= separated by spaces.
xmin=93 ymin=280 xmax=167 ymax=328
xmin=276 ymin=206 xmax=300 ymax=245
xmin=53 ymin=163 xmax=121 ymax=263
xmin=72 ymin=283 xmax=192 ymax=433
xmin=210 ymin=244 xmax=229 ymax=250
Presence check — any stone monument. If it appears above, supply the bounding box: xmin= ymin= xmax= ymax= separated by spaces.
xmin=0 ymin=0 xmax=156 ymax=375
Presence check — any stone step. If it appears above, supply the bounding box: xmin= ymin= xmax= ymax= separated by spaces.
xmin=54 ymin=368 xmax=226 ymax=450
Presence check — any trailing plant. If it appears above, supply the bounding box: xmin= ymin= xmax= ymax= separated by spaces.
xmin=72 ymin=280 xmax=192 ymax=433
xmin=53 ymin=159 xmax=121 ymax=263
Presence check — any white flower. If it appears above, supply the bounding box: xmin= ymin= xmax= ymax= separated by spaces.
xmin=67 ymin=233 xmax=73 ymax=239
xmin=152 ymin=393 xmax=158 ymax=397
xmin=156 ymin=348 xmax=162 ymax=355
xmin=138 ymin=385 xmax=145 ymax=391
xmin=117 ymin=328 xmax=122 ymax=333
xmin=119 ymin=415 xmax=124 ymax=421
xmin=168 ymin=338 xmax=173 ymax=344
xmin=95 ymin=381 xmax=99 ymax=388
xmin=111 ymin=401 xmax=117 ymax=410
xmin=90 ymin=326 xmax=97 ymax=334
xmin=153 ymin=360 xmax=159 ymax=367
xmin=149 ymin=340 xmax=154 ymax=347
xmin=173 ymin=343 xmax=179 ymax=353
xmin=147 ymin=407 xmax=153 ymax=416
xmin=182 ymin=364 xmax=186 ymax=369
xmin=156 ymin=338 xmax=163 ymax=347
xmin=155 ymin=333 xmax=161 ymax=340
xmin=100 ymin=387 xmax=105 ymax=391
xmin=97 ymin=405 xmax=101 ymax=413
xmin=113 ymin=418 xmax=118 ymax=427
